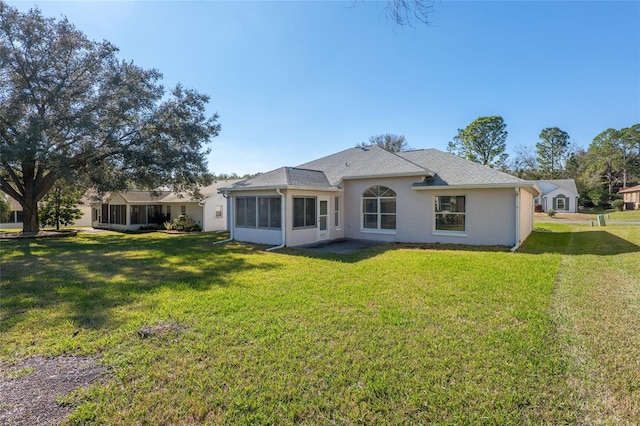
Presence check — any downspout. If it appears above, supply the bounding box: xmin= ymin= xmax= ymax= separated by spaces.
xmin=266 ymin=188 xmax=286 ymax=251
xmin=212 ymin=191 xmax=233 ymax=245
xmin=511 ymin=187 xmax=520 ymax=252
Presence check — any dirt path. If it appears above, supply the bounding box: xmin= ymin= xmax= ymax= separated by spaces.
xmin=0 ymin=356 xmax=108 ymax=425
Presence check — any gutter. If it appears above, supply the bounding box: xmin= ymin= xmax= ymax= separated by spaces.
xmin=412 ymin=182 xmax=538 ymax=191
xmin=212 ymin=190 xmax=233 ymax=246
xmin=265 ymin=188 xmax=286 ymax=251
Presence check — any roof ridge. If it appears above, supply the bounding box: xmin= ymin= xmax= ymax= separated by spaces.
xmin=284 ymin=167 xmax=292 ymax=185
xmin=393 ymin=150 xmax=434 ymax=176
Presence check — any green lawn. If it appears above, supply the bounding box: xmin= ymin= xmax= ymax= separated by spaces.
xmin=582 ymin=208 xmax=640 ymax=221
xmin=1 ymin=225 xmax=639 ymax=424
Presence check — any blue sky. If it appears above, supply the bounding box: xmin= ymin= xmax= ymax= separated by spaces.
xmin=9 ymin=1 xmax=640 ymax=176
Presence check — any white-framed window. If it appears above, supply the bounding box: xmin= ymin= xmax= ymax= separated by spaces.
xmin=215 ymin=205 xmax=223 ymax=219
xmin=180 ymin=205 xmax=187 ymax=215
xmin=334 ymin=196 xmax=341 ymax=229
xmin=553 ymin=195 xmax=569 ymax=210
xmin=362 ymin=186 xmax=396 ymax=231
xmin=434 ymin=195 xmax=466 ymax=234
xmin=293 ymin=197 xmax=316 ymax=229
xmin=235 ymin=196 xmax=281 ymax=229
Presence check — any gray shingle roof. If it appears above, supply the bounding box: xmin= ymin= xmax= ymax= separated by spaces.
xmin=398 ymin=149 xmax=528 ymax=186
xmin=102 ymin=180 xmax=242 ymax=203
xmin=533 ymin=179 xmax=578 ymax=195
xmin=221 ymin=167 xmax=331 ymax=191
xmin=297 ymin=146 xmax=431 ymax=185
xmin=119 ymin=191 xmax=172 ymax=203
xmin=223 ymin=146 xmax=532 ymax=192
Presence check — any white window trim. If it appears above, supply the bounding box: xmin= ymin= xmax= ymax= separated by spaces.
xmin=292 ymin=196 xmax=317 ymax=230
xmin=433 ymin=194 xmax=467 ymax=237
xmin=361 ymin=186 xmax=397 ymax=234
xmin=433 ymin=230 xmax=468 ymax=238
xmin=361 ymin=228 xmax=397 ymax=235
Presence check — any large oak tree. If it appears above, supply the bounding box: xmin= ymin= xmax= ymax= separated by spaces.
xmin=0 ymin=3 xmax=220 ymax=233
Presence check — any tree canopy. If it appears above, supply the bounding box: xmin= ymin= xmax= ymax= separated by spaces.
xmin=0 ymin=3 xmax=220 ymax=233
xmin=535 ymin=127 xmax=571 ymax=179
xmin=447 ymin=116 xmax=508 ymax=168
xmin=360 ymin=133 xmax=410 ymax=152
xmin=0 ymin=190 xmax=9 ymax=221
xmin=39 ymin=180 xmax=84 ymax=231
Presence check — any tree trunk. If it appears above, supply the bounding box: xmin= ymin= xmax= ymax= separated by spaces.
xmin=22 ymin=198 xmax=40 ymax=234
xmin=55 ymin=202 xmax=60 ymax=231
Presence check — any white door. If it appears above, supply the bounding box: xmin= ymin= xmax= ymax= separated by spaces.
xmin=318 ymin=197 xmax=329 ymax=241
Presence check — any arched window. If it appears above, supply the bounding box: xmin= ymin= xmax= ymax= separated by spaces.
xmin=362 ymin=186 xmax=396 ymax=230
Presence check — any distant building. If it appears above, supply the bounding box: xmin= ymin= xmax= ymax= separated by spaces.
xmin=619 ymin=184 xmax=640 ymax=210
xmin=534 ymin=179 xmax=580 ymax=213
xmin=90 ymin=180 xmax=240 ymax=232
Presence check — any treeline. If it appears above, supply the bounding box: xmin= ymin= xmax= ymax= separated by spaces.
xmin=509 ymin=124 xmax=639 ymax=207
xmin=438 ymin=116 xmax=639 ymax=208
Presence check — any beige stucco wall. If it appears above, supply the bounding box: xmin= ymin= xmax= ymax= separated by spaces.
xmin=229 ymin=180 xmax=531 ymax=248
xmin=202 ymin=193 xmax=229 ymax=232
xmin=230 ymin=189 xmax=344 ymax=247
xmin=519 ymin=188 xmax=536 ymax=246
xmin=283 ymin=189 xmax=343 ymax=247
xmin=343 ymin=177 xmax=519 ymax=246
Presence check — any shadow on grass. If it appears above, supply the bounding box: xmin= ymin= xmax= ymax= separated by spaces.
xmin=278 ymin=240 xmax=512 ymax=263
xmin=0 ymin=233 xmax=279 ymax=333
xmin=518 ymin=228 xmax=639 ymax=255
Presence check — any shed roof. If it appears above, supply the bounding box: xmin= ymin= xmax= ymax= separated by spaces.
xmin=619 ymin=184 xmax=640 ymax=193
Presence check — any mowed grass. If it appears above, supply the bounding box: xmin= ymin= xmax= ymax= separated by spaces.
xmin=1 ymin=225 xmax=638 ymax=424
xmin=546 ymin=224 xmax=640 ymax=424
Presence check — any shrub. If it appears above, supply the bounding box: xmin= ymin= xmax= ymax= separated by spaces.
xmin=611 ymin=199 xmax=624 ymax=211
xmin=169 ymin=215 xmax=201 ymax=232
xmin=546 ymin=209 xmax=556 ymax=218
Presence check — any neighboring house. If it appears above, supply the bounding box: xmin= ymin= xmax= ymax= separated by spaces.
xmin=219 ymin=146 xmax=540 ymax=249
xmin=0 ymin=192 xmax=92 ymax=229
xmin=90 ymin=180 xmax=240 ymax=232
xmin=619 ymin=184 xmax=640 ymax=210
xmin=534 ymin=179 xmax=580 ymax=213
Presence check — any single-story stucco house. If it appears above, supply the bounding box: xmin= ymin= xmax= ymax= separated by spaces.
xmin=533 ymin=179 xmax=580 ymax=213
xmin=619 ymin=184 xmax=640 ymax=210
xmin=219 ymin=146 xmax=540 ymax=250
xmin=91 ymin=180 xmax=240 ymax=232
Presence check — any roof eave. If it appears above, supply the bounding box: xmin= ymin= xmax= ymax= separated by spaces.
xmin=341 ymin=172 xmax=432 ymax=181
xmin=412 ymin=182 xmax=538 ymax=192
